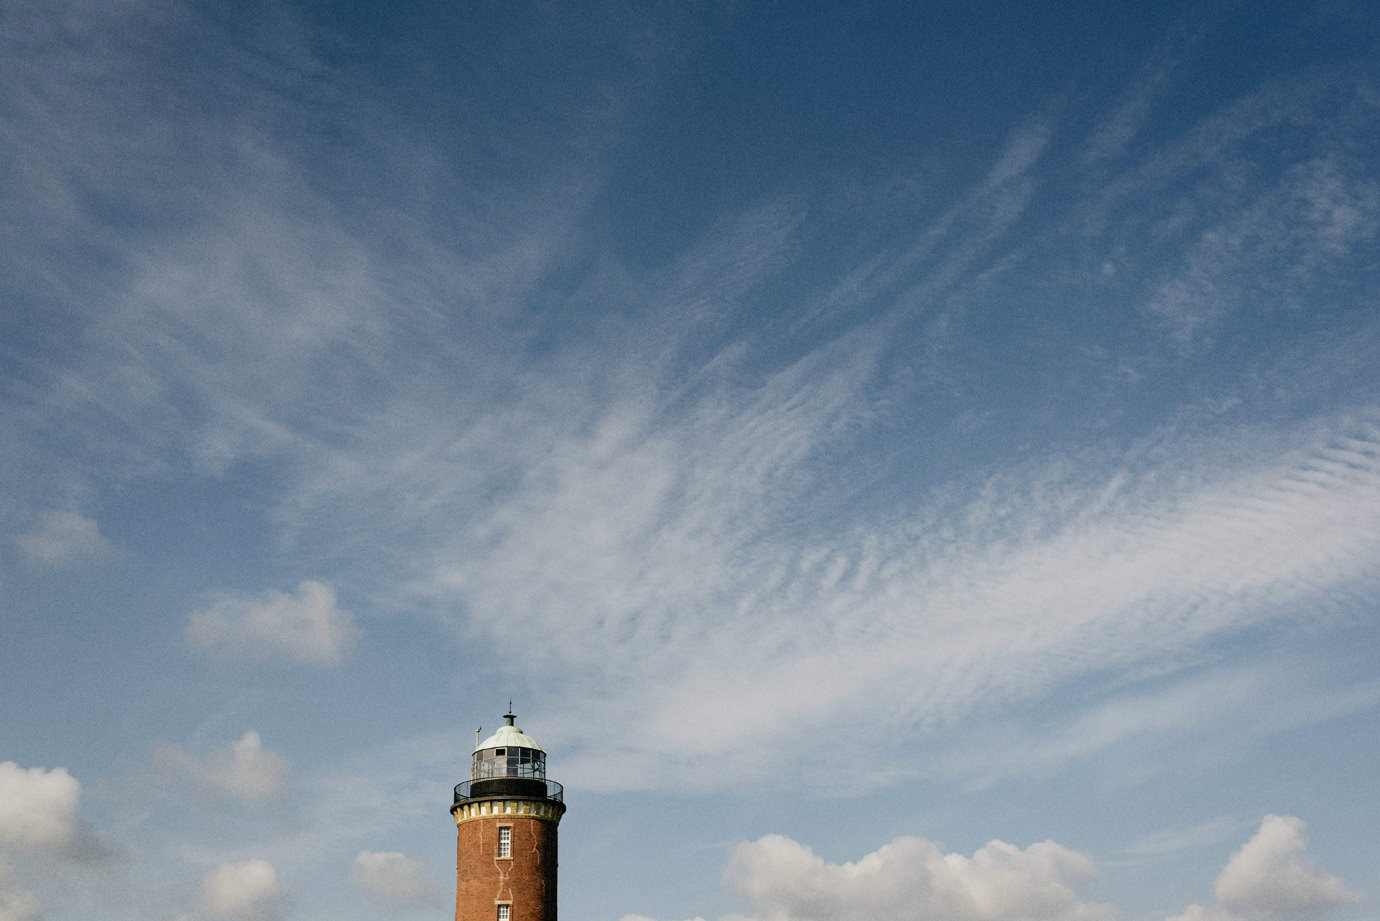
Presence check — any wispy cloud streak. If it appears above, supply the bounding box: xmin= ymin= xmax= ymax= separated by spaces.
xmin=2 ymin=0 xmax=1377 ymax=806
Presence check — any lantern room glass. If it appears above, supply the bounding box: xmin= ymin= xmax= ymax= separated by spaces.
xmin=472 ymin=746 xmax=546 ymax=780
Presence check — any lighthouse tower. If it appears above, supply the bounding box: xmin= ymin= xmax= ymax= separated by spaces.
xmin=452 ymin=709 xmax=566 ymax=921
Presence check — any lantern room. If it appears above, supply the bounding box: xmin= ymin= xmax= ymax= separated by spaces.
xmin=467 ymin=709 xmax=552 ymax=800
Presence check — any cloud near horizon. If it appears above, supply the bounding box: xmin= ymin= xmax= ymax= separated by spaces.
xmin=618 ymin=816 xmax=1354 ymax=921
xmin=199 ymin=859 xmax=286 ymax=921
xmin=722 ymin=833 xmax=1115 ymax=921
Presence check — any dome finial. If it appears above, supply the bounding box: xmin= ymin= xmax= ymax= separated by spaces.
xmin=504 ymin=702 xmax=516 ymax=726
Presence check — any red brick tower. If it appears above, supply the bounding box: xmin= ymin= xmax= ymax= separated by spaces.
xmin=452 ymin=709 xmax=566 ymax=921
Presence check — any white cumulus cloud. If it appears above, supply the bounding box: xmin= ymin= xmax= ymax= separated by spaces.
xmin=351 ymin=851 xmax=440 ymax=905
xmin=1168 ymin=815 xmax=1357 ymax=921
xmin=153 ymin=731 xmax=290 ymax=807
xmin=185 ymin=580 xmax=360 ymax=666
xmin=0 ymin=763 xmax=81 ymax=853
xmin=199 ymin=859 xmax=285 ymax=921
xmin=0 ymin=861 xmax=43 ymax=921
xmin=722 ymin=833 xmax=1116 ymax=921
xmin=11 ymin=511 xmax=112 ymax=567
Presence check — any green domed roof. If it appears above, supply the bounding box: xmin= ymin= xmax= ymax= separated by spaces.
xmin=474 ymin=719 xmax=545 ymax=754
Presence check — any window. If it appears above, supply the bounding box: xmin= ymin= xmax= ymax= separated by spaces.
xmin=497 ymin=905 xmax=510 ymax=921
xmin=498 ymin=826 xmax=512 ymax=859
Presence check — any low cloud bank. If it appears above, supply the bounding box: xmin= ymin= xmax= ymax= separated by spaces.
xmin=722 ymin=833 xmax=1114 ymax=921
xmin=623 ymin=816 xmax=1356 ymax=921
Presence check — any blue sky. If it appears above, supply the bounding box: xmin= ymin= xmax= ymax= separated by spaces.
xmin=2 ymin=2 xmax=1379 ymax=920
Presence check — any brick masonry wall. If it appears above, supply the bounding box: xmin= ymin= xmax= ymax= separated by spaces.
xmin=456 ymin=814 xmax=559 ymax=921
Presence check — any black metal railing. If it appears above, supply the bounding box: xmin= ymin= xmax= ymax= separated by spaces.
xmin=454 ymin=778 xmax=564 ymax=806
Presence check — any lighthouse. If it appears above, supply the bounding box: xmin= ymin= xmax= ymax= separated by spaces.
xmin=452 ymin=709 xmax=566 ymax=921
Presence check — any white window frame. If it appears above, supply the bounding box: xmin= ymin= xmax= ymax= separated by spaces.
xmin=497 ymin=825 xmax=512 ymax=859
xmin=497 ymin=904 xmax=511 ymax=921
